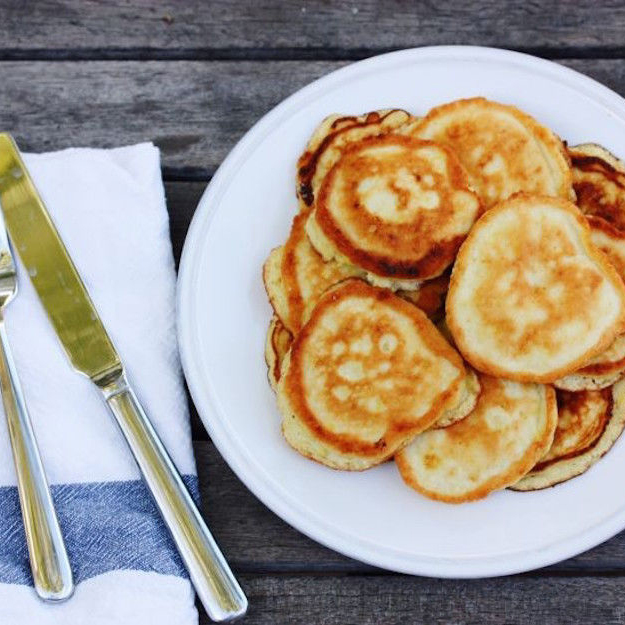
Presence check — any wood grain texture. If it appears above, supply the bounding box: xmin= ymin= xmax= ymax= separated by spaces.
xmin=5 ymin=59 xmax=625 ymax=178
xmin=193 ymin=440 xmax=625 ymax=574
xmin=2 ymin=1 xmax=625 ymax=58
xmin=3 ymin=61 xmax=346 ymax=177
xmin=195 ymin=575 xmax=625 ymax=624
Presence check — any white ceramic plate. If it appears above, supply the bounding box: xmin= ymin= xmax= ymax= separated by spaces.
xmin=177 ymin=46 xmax=625 ymax=577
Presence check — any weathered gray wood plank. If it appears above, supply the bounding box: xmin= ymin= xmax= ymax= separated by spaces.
xmin=5 ymin=59 xmax=623 ymax=177
xmin=196 ymin=574 xmax=625 ymax=625
xmin=2 ymin=60 xmax=346 ymax=177
xmin=2 ymin=1 xmax=625 ymax=57
xmin=193 ymin=440 xmax=625 ymax=574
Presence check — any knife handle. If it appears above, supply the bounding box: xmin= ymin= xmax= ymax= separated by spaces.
xmin=0 ymin=320 xmax=74 ymax=602
xmin=101 ymin=371 xmax=247 ymax=623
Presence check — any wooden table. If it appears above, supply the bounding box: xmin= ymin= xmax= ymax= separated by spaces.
xmin=4 ymin=2 xmax=625 ymax=622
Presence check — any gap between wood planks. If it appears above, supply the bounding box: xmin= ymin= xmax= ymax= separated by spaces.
xmin=1 ymin=45 xmax=625 ymax=63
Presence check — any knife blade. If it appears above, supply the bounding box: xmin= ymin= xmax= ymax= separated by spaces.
xmin=0 ymin=134 xmax=247 ymax=622
xmin=0 ymin=138 xmax=120 ymax=384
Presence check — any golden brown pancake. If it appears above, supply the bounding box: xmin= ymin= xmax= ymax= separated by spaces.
xmin=265 ymin=315 xmax=293 ymax=391
xmin=433 ymin=367 xmax=481 ymax=429
xmin=512 ymin=382 xmax=625 ymax=490
xmin=263 ymin=210 xmax=359 ymax=334
xmin=415 ymin=97 xmax=573 ymax=208
xmin=553 ymin=369 xmax=624 ymax=392
xmin=570 ymin=143 xmax=625 ymax=231
xmin=277 ymin=279 xmax=466 ymax=470
xmin=552 ymin=216 xmax=625 ymax=389
xmin=395 ymin=374 xmax=557 ymax=503
xmin=297 ymin=109 xmax=413 ymax=210
xmin=306 ymin=135 xmax=481 ymax=289
xmin=447 ymin=193 xmax=625 ymax=383
xmin=263 ymin=246 xmax=290 ymax=331
xmin=398 ymin=271 xmax=450 ymax=322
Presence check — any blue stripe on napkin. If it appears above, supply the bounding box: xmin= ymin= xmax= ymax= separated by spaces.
xmin=0 ymin=475 xmax=199 ymax=585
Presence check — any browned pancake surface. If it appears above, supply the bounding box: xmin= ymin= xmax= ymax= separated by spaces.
xmin=415 ymin=97 xmax=573 ymax=208
xmin=277 ymin=279 xmax=465 ymax=469
xmin=311 ymin=135 xmax=480 ymax=282
xmin=396 ymin=374 xmax=557 ymax=502
xmin=447 ymin=194 xmax=625 ymax=382
xmin=281 ymin=211 xmax=358 ymax=332
xmin=536 ymin=389 xmax=611 ymax=469
xmin=512 ymin=382 xmax=625 ymax=490
xmin=297 ymin=110 xmax=412 ymax=209
xmin=570 ymin=143 xmax=625 ymax=231
xmin=552 ymin=215 xmax=625 ymax=386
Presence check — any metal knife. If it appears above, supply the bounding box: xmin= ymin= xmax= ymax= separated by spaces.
xmin=0 ymin=134 xmax=247 ymax=622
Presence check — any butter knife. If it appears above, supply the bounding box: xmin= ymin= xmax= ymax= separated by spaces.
xmin=0 ymin=186 xmax=73 ymax=601
xmin=0 ymin=134 xmax=247 ymax=622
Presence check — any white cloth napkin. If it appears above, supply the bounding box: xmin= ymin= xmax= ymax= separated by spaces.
xmin=0 ymin=143 xmax=198 ymax=625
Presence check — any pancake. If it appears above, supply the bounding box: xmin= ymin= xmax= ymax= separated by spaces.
xmin=552 ymin=216 xmax=625 ymax=389
xmin=306 ymin=135 xmax=481 ymax=289
xmin=277 ymin=279 xmax=466 ymax=470
xmin=265 ymin=315 xmax=293 ymax=391
xmin=433 ymin=367 xmax=481 ymax=429
xmin=553 ymin=369 xmax=625 ymax=392
xmin=297 ymin=109 xmax=413 ymax=210
xmin=414 ymin=97 xmax=573 ymax=208
xmin=398 ymin=271 xmax=450 ymax=322
xmin=395 ymin=374 xmax=557 ymax=503
xmin=512 ymin=382 xmax=625 ymax=491
xmin=263 ymin=246 xmax=290 ymax=328
xmin=263 ymin=210 xmax=360 ymax=334
xmin=588 ymin=214 xmax=625 ymax=279
xmin=569 ymin=143 xmax=625 ymax=231
xmin=447 ymin=193 xmax=625 ymax=383
xmin=260 ymin=311 xmax=478 ymax=425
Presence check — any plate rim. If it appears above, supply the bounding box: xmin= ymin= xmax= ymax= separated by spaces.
xmin=177 ymin=45 xmax=625 ymax=577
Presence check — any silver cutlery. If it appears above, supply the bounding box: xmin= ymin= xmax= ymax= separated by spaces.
xmin=0 ymin=184 xmax=73 ymax=601
xmin=0 ymin=133 xmax=247 ymax=622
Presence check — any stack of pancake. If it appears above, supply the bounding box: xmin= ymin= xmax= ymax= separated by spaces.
xmin=263 ymin=98 xmax=625 ymax=503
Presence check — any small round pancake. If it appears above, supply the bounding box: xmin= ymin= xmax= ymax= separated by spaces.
xmin=395 ymin=374 xmax=557 ymax=503
xmin=512 ymin=382 xmax=625 ymax=491
xmin=297 ymin=109 xmax=413 ymax=209
xmin=447 ymin=194 xmax=625 ymax=383
xmin=265 ymin=315 xmax=293 ymax=391
xmin=263 ymin=211 xmax=360 ymax=334
xmin=277 ymin=279 xmax=466 ymax=470
xmin=434 ymin=367 xmax=481 ymax=429
xmin=415 ymin=97 xmax=573 ymax=208
xmin=569 ymin=143 xmax=625 ymax=231
xmin=398 ymin=271 xmax=450 ymax=322
xmin=307 ymin=135 xmax=481 ymax=289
